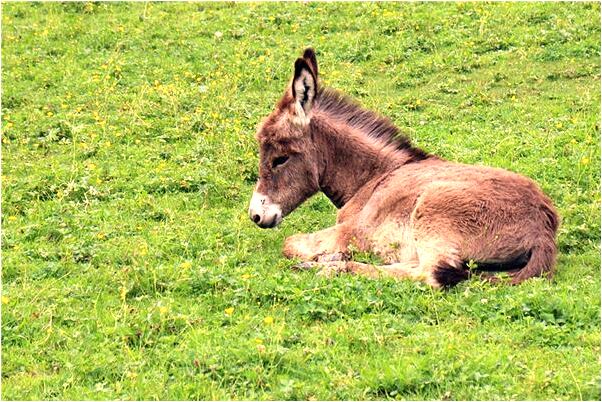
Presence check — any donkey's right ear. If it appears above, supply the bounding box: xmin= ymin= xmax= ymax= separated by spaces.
xmin=291 ymin=57 xmax=317 ymax=126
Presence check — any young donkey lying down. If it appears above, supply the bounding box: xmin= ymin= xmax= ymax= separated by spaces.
xmin=248 ymin=48 xmax=559 ymax=288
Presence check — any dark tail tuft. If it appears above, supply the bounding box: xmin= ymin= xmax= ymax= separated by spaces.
xmin=433 ymin=262 xmax=470 ymax=288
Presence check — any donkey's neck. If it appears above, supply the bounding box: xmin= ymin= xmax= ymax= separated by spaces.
xmin=311 ymin=114 xmax=417 ymax=208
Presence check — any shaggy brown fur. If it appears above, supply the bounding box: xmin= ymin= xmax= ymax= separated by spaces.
xmin=249 ymin=48 xmax=559 ymax=288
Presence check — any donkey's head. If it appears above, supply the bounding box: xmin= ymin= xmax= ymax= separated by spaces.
xmin=249 ymin=48 xmax=321 ymax=228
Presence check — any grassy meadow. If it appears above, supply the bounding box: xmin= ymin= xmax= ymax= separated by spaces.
xmin=1 ymin=2 xmax=600 ymax=400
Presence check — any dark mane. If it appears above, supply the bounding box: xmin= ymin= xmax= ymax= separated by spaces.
xmin=315 ymin=88 xmax=431 ymax=162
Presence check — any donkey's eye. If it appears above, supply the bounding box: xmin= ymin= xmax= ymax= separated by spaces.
xmin=272 ymin=156 xmax=289 ymax=168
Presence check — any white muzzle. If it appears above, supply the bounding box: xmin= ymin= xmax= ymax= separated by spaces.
xmin=248 ymin=192 xmax=283 ymax=229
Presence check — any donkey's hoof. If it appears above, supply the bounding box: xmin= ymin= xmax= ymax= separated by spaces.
xmin=315 ymin=252 xmax=346 ymax=263
xmin=291 ymin=261 xmax=316 ymax=271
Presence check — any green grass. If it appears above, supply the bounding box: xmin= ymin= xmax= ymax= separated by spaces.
xmin=1 ymin=2 xmax=600 ymax=400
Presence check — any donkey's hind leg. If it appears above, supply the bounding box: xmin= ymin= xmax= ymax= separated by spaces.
xmin=298 ymin=258 xmax=469 ymax=288
xmin=299 ymin=259 xmax=428 ymax=283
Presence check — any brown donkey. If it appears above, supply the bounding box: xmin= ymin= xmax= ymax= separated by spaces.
xmin=248 ymin=48 xmax=559 ymax=288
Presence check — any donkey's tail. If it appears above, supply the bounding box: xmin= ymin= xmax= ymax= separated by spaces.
xmin=509 ymin=237 xmax=557 ymax=285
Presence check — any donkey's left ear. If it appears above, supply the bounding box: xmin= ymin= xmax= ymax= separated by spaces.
xmin=291 ymin=57 xmax=318 ymax=123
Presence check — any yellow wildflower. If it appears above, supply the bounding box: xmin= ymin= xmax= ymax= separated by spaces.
xmin=181 ymin=261 xmax=192 ymax=270
xmin=263 ymin=316 xmax=274 ymax=325
xmin=224 ymin=307 xmax=234 ymax=315
xmin=2 ymin=296 xmax=9 ymax=304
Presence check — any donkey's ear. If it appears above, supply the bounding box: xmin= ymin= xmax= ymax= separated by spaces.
xmin=302 ymin=47 xmax=318 ymax=77
xmin=291 ymin=58 xmax=317 ymax=121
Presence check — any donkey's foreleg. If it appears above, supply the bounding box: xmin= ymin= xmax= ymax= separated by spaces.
xmin=283 ymin=225 xmax=348 ymax=261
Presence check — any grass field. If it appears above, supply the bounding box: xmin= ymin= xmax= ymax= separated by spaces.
xmin=1 ymin=2 xmax=600 ymax=400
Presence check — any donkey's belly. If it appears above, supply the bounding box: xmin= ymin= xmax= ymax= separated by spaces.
xmin=367 ymin=220 xmax=418 ymax=264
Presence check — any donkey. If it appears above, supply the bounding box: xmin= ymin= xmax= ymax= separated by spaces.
xmin=248 ymin=48 xmax=559 ymax=288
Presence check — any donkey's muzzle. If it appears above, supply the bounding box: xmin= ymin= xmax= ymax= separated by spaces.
xmin=249 ymin=192 xmax=283 ymax=229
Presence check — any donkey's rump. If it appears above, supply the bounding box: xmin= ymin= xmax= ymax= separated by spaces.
xmin=406 ymin=168 xmax=557 ymax=284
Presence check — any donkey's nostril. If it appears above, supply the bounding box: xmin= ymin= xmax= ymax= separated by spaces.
xmin=252 ymin=214 xmax=261 ymax=224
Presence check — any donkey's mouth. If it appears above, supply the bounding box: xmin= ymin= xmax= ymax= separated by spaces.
xmin=254 ymin=213 xmax=282 ymax=229
xmin=257 ymin=219 xmax=279 ymax=229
